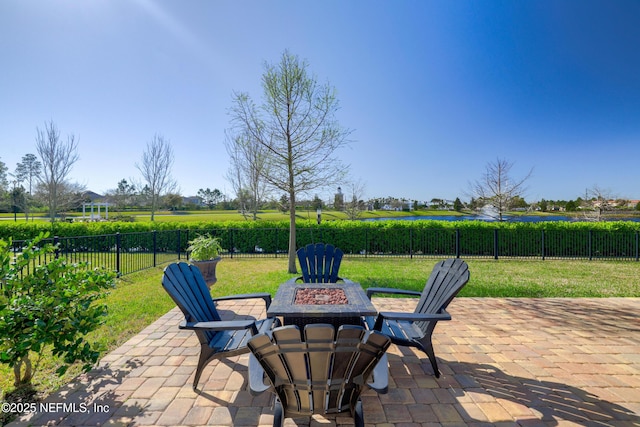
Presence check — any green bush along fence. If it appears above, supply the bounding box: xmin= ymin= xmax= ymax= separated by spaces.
xmin=9 ymin=224 xmax=640 ymax=278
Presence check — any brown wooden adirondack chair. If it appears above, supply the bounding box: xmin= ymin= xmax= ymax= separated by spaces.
xmin=291 ymin=243 xmax=352 ymax=283
xmin=364 ymin=258 xmax=470 ymax=377
xmin=248 ymin=324 xmax=391 ymax=427
xmin=162 ymin=262 xmax=280 ymax=390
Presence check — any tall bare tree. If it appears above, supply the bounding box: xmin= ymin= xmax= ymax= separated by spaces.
xmin=225 ymin=130 xmax=270 ymax=220
xmin=343 ymin=180 xmax=367 ymax=220
xmin=35 ymin=121 xmax=80 ymax=221
xmin=136 ymin=134 xmax=177 ymax=221
xmin=228 ymin=50 xmax=351 ymax=273
xmin=469 ymin=158 xmax=533 ymax=221
xmin=582 ymin=185 xmax=614 ymax=221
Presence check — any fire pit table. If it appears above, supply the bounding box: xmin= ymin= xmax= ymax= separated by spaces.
xmin=267 ymin=281 xmax=377 ymax=330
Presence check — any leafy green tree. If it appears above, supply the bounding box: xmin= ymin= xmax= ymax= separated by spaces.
xmin=539 ymin=199 xmax=548 ymax=212
xmin=565 ymin=200 xmax=578 ymax=212
xmin=0 ymin=233 xmax=115 ymax=387
xmin=13 ymin=154 xmax=42 ymax=220
xmin=197 ymin=188 xmax=223 ymax=209
xmin=0 ymin=157 xmax=8 ymax=192
xmin=453 ymin=197 xmax=463 ymax=212
xmin=14 ymin=153 xmax=42 ymax=196
xmin=107 ymin=179 xmax=137 ymax=212
xmin=163 ymin=193 xmax=183 ymax=210
xmin=311 ymin=195 xmax=323 ymax=211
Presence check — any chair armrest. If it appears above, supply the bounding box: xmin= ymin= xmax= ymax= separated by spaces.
xmin=248 ymin=353 xmax=272 ymax=395
xmin=212 ymin=292 xmax=273 ymax=309
xmin=366 ymin=287 xmax=422 ymax=299
xmin=366 ymin=353 xmax=389 ymax=394
xmin=180 ymin=319 xmax=259 ymax=335
xmin=375 ymin=309 xmax=451 ymax=323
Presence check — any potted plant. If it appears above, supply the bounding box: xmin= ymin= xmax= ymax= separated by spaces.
xmin=187 ymin=235 xmax=223 ymax=287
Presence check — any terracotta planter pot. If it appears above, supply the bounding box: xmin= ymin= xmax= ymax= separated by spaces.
xmin=191 ymin=257 xmax=221 ymax=288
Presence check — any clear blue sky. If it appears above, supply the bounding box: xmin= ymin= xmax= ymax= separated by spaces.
xmin=2 ymin=0 xmax=640 ymax=203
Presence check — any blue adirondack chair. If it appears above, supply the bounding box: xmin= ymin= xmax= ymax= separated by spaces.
xmin=162 ymin=262 xmax=280 ymax=390
xmin=292 ymin=243 xmax=351 ymax=283
xmin=364 ymin=258 xmax=470 ymax=377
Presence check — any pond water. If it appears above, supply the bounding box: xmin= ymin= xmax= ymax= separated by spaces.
xmin=364 ymin=215 xmax=570 ymax=222
xmin=363 ymin=215 xmax=640 ymax=222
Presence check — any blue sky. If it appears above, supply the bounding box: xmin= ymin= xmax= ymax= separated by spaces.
xmin=2 ymin=0 xmax=640 ymax=203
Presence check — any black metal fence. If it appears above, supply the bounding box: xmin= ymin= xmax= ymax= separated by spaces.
xmin=8 ymin=227 xmax=640 ymax=278
xmin=10 ymin=230 xmax=185 ymax=276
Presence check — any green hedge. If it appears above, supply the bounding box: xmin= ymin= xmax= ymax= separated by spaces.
xmin=3 ymin=219 xmax=640 ymax=260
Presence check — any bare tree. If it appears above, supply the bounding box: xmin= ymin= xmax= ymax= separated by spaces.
xmin=136 ymin=134 xmax=177 ymax=221
xmin=582 ymin=185 xmax=614 ymax=221
xmin=228 ymin=50 xmax=352 ymax=273
xmin=343 ymin=180 xmax=367 ymax=220
xmin=35 ymin=121 xmax=80 ymax=221
xmin=469 ymin=158 xmax=533 ymax=221
xmin=225 ymin=130 xmax=270 ymax=220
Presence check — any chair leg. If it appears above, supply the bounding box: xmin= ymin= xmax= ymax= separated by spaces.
xmin=353 ymin=399 xmax=364 ymax=427
xmin=273 ymin=397 xmax=284 ymax=427
xmin=422 ymin=340 xmax=440 ymax=378
xmin=192 ymin=346 xmax=215 ymax=390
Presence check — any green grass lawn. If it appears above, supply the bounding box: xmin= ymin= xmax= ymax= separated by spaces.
xmin=0 ymin=208 xmax=467 ymax=223
xmin=1 ymin=257 xmax=639 ymax=404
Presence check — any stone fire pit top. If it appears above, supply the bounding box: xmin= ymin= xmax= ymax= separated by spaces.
xmin=267 ymin=282 xmax=378 ymax=319
xmin=294 ymin=287 xmax=349 ymax=305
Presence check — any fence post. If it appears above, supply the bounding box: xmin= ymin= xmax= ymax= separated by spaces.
xmin=365 ymin=228 xmax=369 ymax=258
xmin=54 ymin=235 xmax=60 ymax=259
xmin=494 ymin=229 xmax=499 ymax=260
xmin=636 ymin=231 xmax=639 ymax=262
xmin=541 ymin=229 xmax=545 ymax=261
xmin=116 ymin=232 xmax=121 ymax=275
xmin=153 ymin=230 xmax=157 ymax=267
xmin=589 ymin=230 xmax=593 ymax=261
xmin=455 ymin=229 xmax=460 ymax=258
xmin=177 ymin=230 xmax=182 ymax=261
xmin=185 ymin=229 xmax=189 ymax=260
xmin=409 ymin=228 xmax=413 ymax=259
xmin=230 ymin=228 xmax=234 ymax=259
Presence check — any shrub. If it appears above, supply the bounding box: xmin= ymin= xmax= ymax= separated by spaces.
xmin=0 ymin=233 xmax=116 ymax=387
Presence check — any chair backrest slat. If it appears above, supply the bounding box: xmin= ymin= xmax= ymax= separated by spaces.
xmin=162 ymin=262 xmax=222 ymax=343
xmin=298 ymin=243 xmax=344 ymax=283
xmin=249 ymin=324 xmax=390 ymax=417
xmin=415 ymin=258 xmax=469 ymax=331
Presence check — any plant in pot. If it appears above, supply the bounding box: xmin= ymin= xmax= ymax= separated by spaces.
xmin=187 ymin=235 xmax=223 ymax=287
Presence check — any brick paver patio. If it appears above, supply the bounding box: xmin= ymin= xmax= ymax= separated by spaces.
xmin=8 ymin=297 xmax=640 ymax=427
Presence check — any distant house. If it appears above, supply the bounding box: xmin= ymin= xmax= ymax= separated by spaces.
xmin=182 ymin=196 xmax=204 ymax=207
